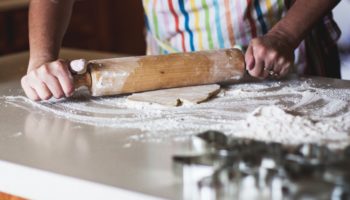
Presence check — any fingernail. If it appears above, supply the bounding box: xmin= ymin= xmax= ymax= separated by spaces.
xmin=66 ymin=92 xmax=73 ymax=97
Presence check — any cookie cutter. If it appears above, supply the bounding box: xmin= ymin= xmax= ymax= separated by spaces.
xmin=172 ymin=130 xmax=350 ymax=200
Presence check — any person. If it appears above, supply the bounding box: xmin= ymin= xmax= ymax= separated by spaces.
xmin=21 ymin=0 xmax=341 ymax=101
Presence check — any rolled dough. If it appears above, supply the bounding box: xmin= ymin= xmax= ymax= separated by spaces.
xmin=127 ymin=84 xmax=221 ymax=106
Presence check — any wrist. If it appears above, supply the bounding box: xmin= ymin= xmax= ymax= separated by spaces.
xmin=267 ymin=25 xmax=301 ymax=49
xmin=28 ymin=53 xmax=57 ymax=72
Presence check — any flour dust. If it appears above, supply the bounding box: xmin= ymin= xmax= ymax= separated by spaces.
xmin=3 ymin=78 xmax=350 ymax=149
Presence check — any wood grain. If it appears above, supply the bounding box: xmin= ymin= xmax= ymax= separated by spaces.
xmin=85 ymin=48 xmax=245 ymax=96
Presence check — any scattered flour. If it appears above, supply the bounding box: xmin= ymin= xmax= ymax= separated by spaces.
xmin=239 ymin=106 xmax=350 ymax=149
xmin=2 ymin=78 xmax=350 ymax=149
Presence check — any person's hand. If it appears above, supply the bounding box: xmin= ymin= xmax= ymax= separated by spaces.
xmin=245 ymin=33 xmax=295 ymax=79
xmin=21 ymin=59 xmax=74 ymax=101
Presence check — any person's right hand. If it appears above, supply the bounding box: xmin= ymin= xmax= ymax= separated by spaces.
xmin=21 ymin=59 xmax=74 ymax=101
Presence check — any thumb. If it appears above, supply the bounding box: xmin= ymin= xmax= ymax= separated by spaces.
xmin=245 ymin=45 xmax=255 ymax=71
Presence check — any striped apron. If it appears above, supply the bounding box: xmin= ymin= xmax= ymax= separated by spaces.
xmin=142 ymin=0 xmax=341 ymax=78
xmin=142 ymin=0 xmax=285 ymax=55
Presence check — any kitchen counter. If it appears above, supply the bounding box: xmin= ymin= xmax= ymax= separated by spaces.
xmin=0 ymin=49 xmax=180 ymax=200
xmin=0 ymin=49 xmax=350 ymax=200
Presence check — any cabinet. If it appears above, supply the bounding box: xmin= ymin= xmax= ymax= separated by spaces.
xmin=0 ymin=0 xmax=146 ymax=55
xmin=0 ymin=7 xmax=29 ymax=54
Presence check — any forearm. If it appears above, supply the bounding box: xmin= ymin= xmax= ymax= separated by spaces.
xmin=28 ymin=0 xmax=75 ymax=71
xmin=268 ymin=0 xmax=339 ymax=49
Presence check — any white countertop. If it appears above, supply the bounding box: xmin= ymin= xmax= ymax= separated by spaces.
xmin=0 ymin=49 xmax=181 ymax=200
xmin=1 ymin=49 xmax=350 ymax=200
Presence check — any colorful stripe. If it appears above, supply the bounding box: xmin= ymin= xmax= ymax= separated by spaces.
xmin=143 ymin=0 xmax=151 ymax=31
xmin=168 ymin=0 xmax=186 ymax=51
xmin=143 ymin=0 xmax=287 ymax=54
xmin=159 ymin=0 xmax=170 ymax=34
xmin=190 ymin=0 xmax=204 ymax=50
xmin=144 ymin=13 xmax=150 ymax=31
xmin=150 ymin=36 xmax=180 ymax=53
xmin=236 ymin=0 xmax=248 ymax=45
xmin=254 ymin=0 xmax=268 ymax=34
xmin=277 ymin=0 xmax=284 ymax=19
xmin=159 ymin=0 xmax=170 ymax=54
xmin=202 ymin=0 xmax=214 ymax=49
xmin=152 ymin=0 xmax=160 ymax=39
xmin=246 ymin=0 xmax=258 ymax=38
xmin=179 ymin=0 xmax=195 ymax=51
xmin=265 ymin=0 xmax=275 ymax=26
xmin=213 ymin=0 xmax=225 ymax=48
xmin=224 ymin=0 xmax=235 ymax=46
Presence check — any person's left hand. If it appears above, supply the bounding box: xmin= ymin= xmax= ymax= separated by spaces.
xmin=245 ymin=33 xmax=295 ymax=79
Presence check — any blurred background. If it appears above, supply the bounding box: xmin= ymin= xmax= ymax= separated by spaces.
xmin=0 ymin=0 xmax=349 ymax=78
xmin=0 ymin=0 xmax=146 ymax=55
xmin=334 ymin=0 xmax=350 ymax=79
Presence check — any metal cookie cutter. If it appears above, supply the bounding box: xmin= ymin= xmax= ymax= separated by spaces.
xmin=172 ymin=131 xmax=235 ymax=178
xmin=172 ymin=131 xmax=235 ymax=200
xmin=172 ymin=131 xmax=350 ymax=200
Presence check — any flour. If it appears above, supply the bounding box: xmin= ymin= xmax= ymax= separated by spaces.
xmin=2 ymin=78 xmax=350 ymax=149
xmin=238 ymin=106 xmax=350 ymax=149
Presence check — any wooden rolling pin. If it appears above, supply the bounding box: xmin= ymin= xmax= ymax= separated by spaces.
xmin=70 ymin=48 xmax=245 ymax=96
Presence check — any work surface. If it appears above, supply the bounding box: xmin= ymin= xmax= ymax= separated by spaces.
xmin=1 ymin=49 xmax=350 ymax=200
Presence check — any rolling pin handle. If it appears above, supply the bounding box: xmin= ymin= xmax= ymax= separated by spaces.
xmin=70 ymin=59 xmax=88 ymax=74
xmin=72 ymin=72 xmax=92 ymax=90
xmin=69 ymin=59 xmax=92 ymax=90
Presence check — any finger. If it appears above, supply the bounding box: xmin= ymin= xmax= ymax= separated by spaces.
xmin=37 ymin=66 xmax=65 ymax=99
xmin=279 ymin=63 xmax=291 ymax=77
xmin=249 ymin=59 xmax=264 ymax=78
xmin=263 ymin=57 xmax=276 ymax=79
xmin=264 ymin=51 xmax=278 ymax=71
xmin=21 ymin=77 xmax=40 ymax=101
xmin=274 ymin=58 xmax=285 ymax=76
xmin=245 ymin=45 xmax=255 ymax=70
xmin=51 ymin=61 xmax=74 ymax=97
xmin=28 ymin=73 xmax=52 ymax=100
xmin=42 ymin=75 xmax=65 ymax=99
xmin=24 ymin=86 xmax=40 ymax=101
xmin=57 ymin=59 xmax=74 ymax=80
xmin=261 ymin=67 xmax=270 ymax=79
xmin=248 ymin=48 xmax=265 ymax=78
xmin=33 ymin=81 xmax=52 ymax=100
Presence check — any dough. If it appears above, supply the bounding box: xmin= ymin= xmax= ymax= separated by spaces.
xmin=127 ymin=84 xmax=221 ymax=106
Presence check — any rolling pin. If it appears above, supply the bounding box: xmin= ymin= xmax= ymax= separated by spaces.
xmin=70 ymin=48 xmax=245 ymax=96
